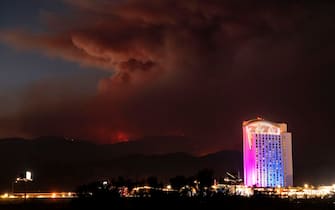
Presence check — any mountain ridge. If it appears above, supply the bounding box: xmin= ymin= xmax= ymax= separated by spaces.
xmin=0 ymin=136 xmax=241 ymax=192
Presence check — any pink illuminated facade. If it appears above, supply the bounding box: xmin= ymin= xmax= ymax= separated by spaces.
xmin=243 ymin=118 xmax=293 ymax=187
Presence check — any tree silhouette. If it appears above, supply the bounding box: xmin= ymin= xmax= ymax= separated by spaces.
xmin=196 ymin=168 xmax=214 ymax=188
xmin=170 ymin=175 xmax=187 ymax=190
xmin=147 ymin=176 xmax=159 ymax=188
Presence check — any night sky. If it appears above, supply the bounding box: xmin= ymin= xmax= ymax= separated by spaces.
xmin=0 ymin=0 xmax=335 ymax=183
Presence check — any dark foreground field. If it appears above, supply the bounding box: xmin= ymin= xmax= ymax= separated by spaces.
xmin=1 ymin=197 xmax=335 ymax=210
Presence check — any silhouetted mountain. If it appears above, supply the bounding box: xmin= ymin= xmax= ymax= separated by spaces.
xmin=0 ymin=136 xmax=241 ymax=192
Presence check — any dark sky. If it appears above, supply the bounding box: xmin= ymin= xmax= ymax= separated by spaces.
xmin=0 ymin=0 xmax=335 ymax=181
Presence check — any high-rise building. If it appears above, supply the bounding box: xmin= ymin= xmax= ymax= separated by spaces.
xmin=243 ymin=118 xmax=293 ymax=187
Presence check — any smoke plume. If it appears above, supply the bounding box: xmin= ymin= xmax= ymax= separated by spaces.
xmin=1 ymin=0 xmax=334 ymax=153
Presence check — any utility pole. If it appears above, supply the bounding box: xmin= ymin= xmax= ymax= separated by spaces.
xmin=24 ymin=181 xmax=27 ymax=202
xmin=11 ymin=180 xmax=16 ymax=195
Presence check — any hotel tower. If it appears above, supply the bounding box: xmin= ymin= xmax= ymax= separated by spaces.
xmin=243 ymin=118 xmax=293 ymax=187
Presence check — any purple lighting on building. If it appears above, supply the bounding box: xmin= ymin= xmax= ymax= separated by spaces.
xmin=243 ymin=118 xmax=293 ymax=187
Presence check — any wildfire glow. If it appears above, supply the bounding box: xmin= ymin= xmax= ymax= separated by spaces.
xmin=116 ymin=132 xmax=129 ymax=142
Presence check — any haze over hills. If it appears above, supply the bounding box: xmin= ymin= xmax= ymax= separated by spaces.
xmin=0 ymin=136 xmax=242 ymax=192
xmin=1 ymin=136 xmax=334 ymax=192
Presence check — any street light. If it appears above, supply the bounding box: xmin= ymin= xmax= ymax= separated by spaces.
xmin=12 ymin=170 xmax=33 ymax=200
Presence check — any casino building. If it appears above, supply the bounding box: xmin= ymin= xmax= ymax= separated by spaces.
xmin=243 ymin=118 xmax=293 ymax=187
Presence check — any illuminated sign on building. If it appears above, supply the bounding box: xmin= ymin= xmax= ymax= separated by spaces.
xmin=245 ymin=122 xmax=280 ymax=149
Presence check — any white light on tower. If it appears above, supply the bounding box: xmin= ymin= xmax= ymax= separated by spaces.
xmin=26 ymin=171 xmax=32 ymax=181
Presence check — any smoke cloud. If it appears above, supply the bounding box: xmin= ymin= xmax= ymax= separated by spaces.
xmin=0 ymin=0 xmax=334 ymax=153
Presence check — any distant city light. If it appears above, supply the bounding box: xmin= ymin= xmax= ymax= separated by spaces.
xmin=1 ymin=193 xmax=8 ymax=198
xmin=1 ymin=192 xmax=76 ymax=199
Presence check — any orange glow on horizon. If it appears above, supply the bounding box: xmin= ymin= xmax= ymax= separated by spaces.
xmin=116 ymin=132 xmax=129 ymax=142
xmin=92 ymin=127 xmax=131 ymax=143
